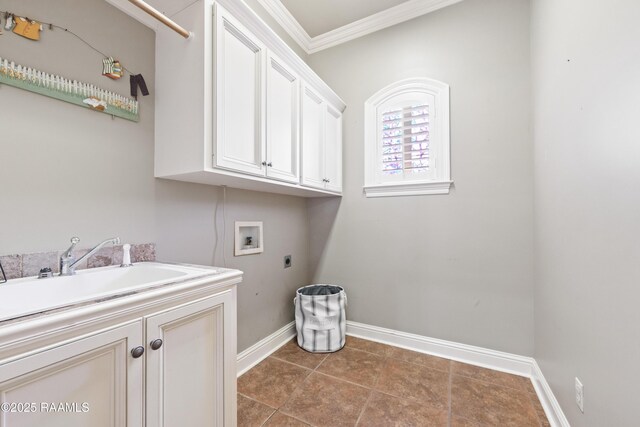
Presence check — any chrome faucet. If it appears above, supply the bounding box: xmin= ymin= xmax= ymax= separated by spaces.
xmin=59 ymin=236 xmax=121 ymax=276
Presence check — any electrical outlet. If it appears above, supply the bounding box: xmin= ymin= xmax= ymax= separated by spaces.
xmin=575 ymin=377 xmax=584 ymax=413
xmin=284 ymin=255 xmax=292 ymax=269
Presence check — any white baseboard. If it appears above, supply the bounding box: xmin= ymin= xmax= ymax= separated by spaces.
xmin=346 ymin=321 xmax=533 ymax=376
xmin=346 ymin=321 xmax=569 ymax=427
xmin=532 ymin=359 xmax=571 ymax=427
xmin=236 ymin=321 xmax=296 ymax=376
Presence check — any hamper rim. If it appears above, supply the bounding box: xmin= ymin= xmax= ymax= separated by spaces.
xmin=296 ymin=284 xmax=345 ymax=296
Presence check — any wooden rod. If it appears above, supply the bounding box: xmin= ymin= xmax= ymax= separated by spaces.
xmin=128 ymin=0 xmax=192 ymax=39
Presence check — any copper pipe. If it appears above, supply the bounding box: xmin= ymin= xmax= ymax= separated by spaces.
xmin=128 ymin=0 xmax=192 ymax=39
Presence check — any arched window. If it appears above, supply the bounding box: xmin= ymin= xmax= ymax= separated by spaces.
xmin=364 ymin=78 xmax=451 ymax=197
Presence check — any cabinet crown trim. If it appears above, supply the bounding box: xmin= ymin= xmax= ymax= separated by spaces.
xmin=215 ymin=0 xmax=345 ymax=112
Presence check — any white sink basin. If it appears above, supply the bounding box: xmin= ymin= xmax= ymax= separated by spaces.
xmin=0 ymin=262 xmax=221 ymax=323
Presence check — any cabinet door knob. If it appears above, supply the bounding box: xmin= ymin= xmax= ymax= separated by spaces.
xmin=261 ymin=161 xmax=267 ymax=166
xmin=267 ymin=162 xmax=273 ymax=167
xmin=150 ymin=339 xmax=163 ymax=350
xmin=131 ymin=346 xmax=145 ymax=359
xmin=326 ymin=179 xmax=330 ymax=183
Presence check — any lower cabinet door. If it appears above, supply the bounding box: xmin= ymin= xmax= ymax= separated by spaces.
xmin=145 ymin=290 xmax=236 ymax=427
xmin=0 ymin=321 xmax=144 ymax=427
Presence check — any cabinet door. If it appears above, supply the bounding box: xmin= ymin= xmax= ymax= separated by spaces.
xmin=300 ymin=84 xmax=326 ymax=189
xmin=146 ymin=290 xmax=237 ymax=427
xmin=214 ymin=4 xmax=266 ymax=176
xmin=266 ymin=51 xmax=299 ymax=183
xmin=324 ymin=104 xmax=343 ymax=193
xmin=0 ymin=321 xmax=143 ymax=427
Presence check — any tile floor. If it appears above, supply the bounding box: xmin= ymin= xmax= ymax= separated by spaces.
xmin=238 ymin=336 xmax=550 ymax=427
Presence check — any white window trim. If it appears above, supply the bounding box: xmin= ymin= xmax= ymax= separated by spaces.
xmin=364 ymin=77 xmax=452 ymax=197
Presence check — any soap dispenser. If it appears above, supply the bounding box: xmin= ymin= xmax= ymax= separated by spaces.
xmin=121 ymin=244 xmax=133 ymax=267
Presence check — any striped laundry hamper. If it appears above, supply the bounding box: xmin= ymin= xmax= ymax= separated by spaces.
xmin=294 ymin=284 xmax=347 ymax=353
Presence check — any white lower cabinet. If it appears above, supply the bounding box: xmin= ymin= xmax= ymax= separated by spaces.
xmin=146 ymin=292 xmax=234 ymax=427
xmin=0 ymin=287 xmax=237 ymax=427
xmin=0 ymin=321 xmax=144 ymax=427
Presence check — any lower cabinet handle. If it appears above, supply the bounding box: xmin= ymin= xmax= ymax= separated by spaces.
xmin=150 ymin=339 xmax=163 ymax=350
xmin=267 ymin=162 xmax=273 ymax=167
xmin=131 ymin=346 xmax=145 ymax=359
xmin=261 ymin=161 xmax=267 ymax=166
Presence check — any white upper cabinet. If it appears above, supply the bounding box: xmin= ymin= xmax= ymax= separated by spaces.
xmin=214 ymin=9 xmax=266 ymax=176
xmin=265 ymin=51 xmax=299 ymax=183
xmin=154 ymin=0 xmax=345 ymax=197
xmin=324 ymin=103 xmax=343 ymax=193
xmin=301 ymin=84 xmax=343 ymax=192
xmin=301 ymin=84 xmax=326 ymax=189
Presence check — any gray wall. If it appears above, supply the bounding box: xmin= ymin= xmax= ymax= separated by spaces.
xmin=306 ymin=0 xmax=535 ymax=355
xmin=0 ymin=0 xmax=310 ymax=352
xmin=531 ymin=0 xmax=640 ymax=424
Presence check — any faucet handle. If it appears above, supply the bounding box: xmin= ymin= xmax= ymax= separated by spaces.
xmin=62 ymin=237 xmax=80 ymax=260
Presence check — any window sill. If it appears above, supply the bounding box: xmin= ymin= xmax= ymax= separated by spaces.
xmin=363 ymin=181 xmax=453 ymax=198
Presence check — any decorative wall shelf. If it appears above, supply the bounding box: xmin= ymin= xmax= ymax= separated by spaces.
xmin=0 ymin=57 xmax=139 ymax=122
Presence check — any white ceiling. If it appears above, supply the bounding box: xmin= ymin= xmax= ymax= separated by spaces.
xmin=279 ymin=0 xmax=409 ymax=37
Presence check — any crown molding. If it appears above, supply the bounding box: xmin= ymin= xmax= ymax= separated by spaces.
xmin=255 ymin=0 xmax=313 ymax=52
xmin=256 ymin=0 xmax=464 ymax=54
xmin=308 ymin=0 xmax=465 ymax=53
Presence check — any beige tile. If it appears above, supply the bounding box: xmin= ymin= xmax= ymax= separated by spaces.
xmin=112 ymin=245 xmax=124 ymax=265
xmin=281 ymin=373 xmax=370 ymax=427
xmin=317 ymin=347 xmax=385 ymax=388
xmin=22 ymin=252 xmax=59 ymax=276
xmin=390 ymin=347 xmax=450 ymax=372
xmin=272 ymin=339 xmax=328 ymax=370
xmin=238 ymin=357 xmax=311 ymax=408
xmin=523 ymin=377 xmax=537 ymax=395
xmin=358 ymin=391 xmax=448 ymax=427
xmin=0 ymin=255 xmax=22 ymax=280
xmin=65 ymin=249 xmax=89 ymax=271
xmin=452 ymin=361 xmax=530 ymax=391
xmin=237 ymin=394 xmax=275 ymax=427
xmin=263 ymin=411 xmax=310 ymax=426
xmin=451 ymin=375 xmax=540 ymax=426
xmin=375 ymin=359 xmax=449 ymax=409
xmin=131 ymin=243 xmax=156 ymax=262
xmin=345 ymin=336 xmax=394 ymax=357
xmin=450 ymin=415 xmax=482 ymax=426
xmin=530 ymin=393 xmax=551 ymax=427
xmin=87 ymin=246 xmax=114 ymax=268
